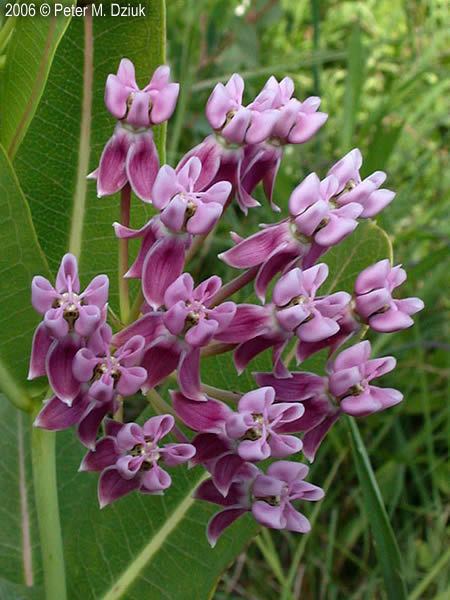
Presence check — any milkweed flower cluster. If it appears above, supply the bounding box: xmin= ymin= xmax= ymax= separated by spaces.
xmin=29 ymin=59 xmax=423 ymax=545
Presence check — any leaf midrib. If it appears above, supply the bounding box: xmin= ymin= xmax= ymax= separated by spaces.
xmin=100 ymin=472 xmax=208 ymax=600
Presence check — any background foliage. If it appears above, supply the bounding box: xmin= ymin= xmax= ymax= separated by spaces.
xmin=0 ymin=0 xmax=448 ymax=599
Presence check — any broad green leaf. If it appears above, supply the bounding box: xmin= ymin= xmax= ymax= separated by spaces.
xmin=0 ymin=145 xmax=50 ymax=407
xmin=347 ymin=417 xmax=408 ymax=600
xmin=0 ymin=2 xmax=73 ymax=158
xmin=322 ymin=220 xmax=393 ymax=295
xmin=0 ymin=398 xmax=41 ymax=590
xmin=14 ymin=2 xmax=164 ymax=309
xmin=1 ymin=396 xmax=257 ymax=600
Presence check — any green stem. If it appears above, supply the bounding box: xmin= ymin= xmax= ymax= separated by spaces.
xmin=118 ymin=184 xmax=131 ymax=323
xmin=31 ymin=408 xmax=67 ymax=600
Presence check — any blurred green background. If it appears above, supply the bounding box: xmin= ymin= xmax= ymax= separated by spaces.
xmin=166 ymin=1 xmax=449 ymax=598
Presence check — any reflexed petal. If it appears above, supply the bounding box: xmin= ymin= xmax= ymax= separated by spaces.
xmin=98 ymin=467 xmax=139 ymax=508
xmin=79 ymin=437 xmax=118 ymax=472
xmin=126 ymin=132 xmax=159 ymax=202
xmin=172 ymin=392 xmax=230 ymax=432
xmin=192 ymin=432 xmax=231 ymax=464
xmin=34 ymin=394 xmax=88 ymax=430
xmin=142 ymin=237 xmax=187 ymax=309
xmin=220 ymin=223 xmax=289 ymax=268
xmin=28 ymin=323 xmax=53 ymax=379
xmin=214 ymin=304 xmax=270 ymax=343
xmin=254 ymin=371 xmax=325 ymax=402
xmin=213 ymin=453 xmax=245 ymax=496
xmin=178 ymin=349 xmax=205 ymax=401
xmin=152 ymin=164 xmax=180 ymax=209
xmin=96 ymin=129 xmax=130 ymax=197
xmin=207 ymin=508 xmax=247 ymax=548
xmin=112 ymin=312 xmax=164 ymax=348
xmin=46 ymin=337 xmax=81 ymax=404
xmin=302 ymin=412 xmax=340 ymax=461
xmin=176 ymin=136 xmax=221 ymax=191
xmin=234 ymin=336 xmax=276 ymax=374
xmin=77 ymin=403 xmax=110 ymax=449
xmin=140 ymin=339 xmax=181 ymax=391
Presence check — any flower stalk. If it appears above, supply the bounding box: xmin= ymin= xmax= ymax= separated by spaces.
xmin=31 ymin=405 xmax=67 ymax=600
xmin=118 ymin=184 xmax=131 ymax=323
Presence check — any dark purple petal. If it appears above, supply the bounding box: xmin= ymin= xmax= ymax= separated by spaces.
xmin=206 ymin=508 xmax=247 ymax=547
xmin=142 ymin=237 xmax=187 ymax=309
xmin=126 ymin=132 xmax=159 ymax=202
xmin=178 ymin=349 xmax=205 ymax=401
xmin=28 ymin=322 xmax=53 ymax=379
xmin=34 ymin=394 xmax=88 ymax=430
xmin=79 ymin=437 xmax=119 ymax=472
xmin=98 ymin=467 xmax=139 ymax=508
xmin=172 ymin=391 xmax=231 ymax=432
xmin=46 ymin=337 xmax=81 ymax=404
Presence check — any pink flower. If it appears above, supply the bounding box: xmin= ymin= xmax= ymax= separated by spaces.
xmin=327 ymin=149 xmax=395 ymax=218
xmin=152 ymin=157 xmax=231 ymax=234
xmin=195 ymin=460 xmax=324 ymax=546
xmin=80 ymin=415 xmax=195 ymax=507
xmin=89 ymin=59 xmax=179 ymax=201
xmin=251 ymin=462 xmax=324 ymax=531
xmin=29 ymin=254 xmax=108 ymax=380
xmin=34 ymin=324 xmax=147 ymax=448
xmin=216 ymin=264 xmax=350 ymax=376
xmin=354 ymin=259 xmax=424 ymax=332
xmin=256 ymin=340 xmax=403 ymax=458
xmin=328 ymin=340 xmax=403 ymax=417
xmin=220 ymin=170 xmax=366 ymax=299
xmin=105 ymin=59 xmax=179 ymax=128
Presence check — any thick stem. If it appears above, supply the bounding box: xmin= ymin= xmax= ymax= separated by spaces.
xmin=127 ymin=289 xmax=145 ymax=325
xmin=209 ymin=266 xmax=259 ymax=306
xmin=31 ymin=409 xmax=67 ymax=600
xmin=201 ymin=342 xmax=237 ymax=358
xmin=118 ymin=184 xmax=131 ymax=323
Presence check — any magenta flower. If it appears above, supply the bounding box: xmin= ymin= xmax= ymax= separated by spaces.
xmin=206 ymin=73 xmax=279 ymax=145
xmin=196 ymin=460 xmax=324 ymax=546
xmin=89 ymin=59 xmax=179 ymax=201
xmin=152 ymin=157 xmax=231 ymax=234
xmin=180 ymin=74 xmax=326 ymax=213
xmin=251 ymin=462 xmax=324 ymax=531
xmin=80 ymin=415 xmax=195 ymax=507
xmin=354 ymin=259 xmax=424 ymax=332
xmin=113 ymin=274 xmax=236 ymax=399
xmin=327 ymin=148 xmax=395 ymax=218
xmin=225 ymin=387 xmax=304 ymax=460
xmin=163 ymin=274 xmax=236 ymax=348
xmin=216 ymin=264 xmax=350 ymax=376
xmin=328 ymin=340 xmax=403 ymax=417
xmin=73 ymin=324 xmax=147 ymax=402
xmin=195 ymin=462 xmax=258 ymax=547
xmin=34 ymin=324 xmax=147 ymax=448
xmin=220 ymin=171 xmax=365 ymax=299
xmin=256 ymin=340 xmax=403 ymax=458
xmin=29 ymin=254 xmax=108 ymax=380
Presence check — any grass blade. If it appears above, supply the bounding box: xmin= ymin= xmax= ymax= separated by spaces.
xmin=347 ymin=417 xmax=407 ymax=599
